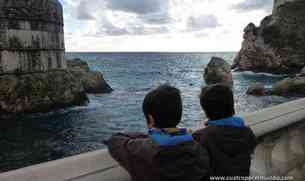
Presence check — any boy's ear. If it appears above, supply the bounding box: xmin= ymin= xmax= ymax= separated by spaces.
xmin=147 ymin=114 xmax=155 ymax=129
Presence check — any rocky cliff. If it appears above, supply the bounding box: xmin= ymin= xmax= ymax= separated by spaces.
xmin=0 ymin=58 xmax=114 ymax=115
xmin=67 ymin=59 xmax=113 ymax=94
xmin=232 ymin=0 xmax=305 ymax=74
xmin=0 ymin=70 xmax=88 ymax=114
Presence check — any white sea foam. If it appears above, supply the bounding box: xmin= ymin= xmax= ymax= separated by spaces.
xmin=70 ymin=100 xmax=103 ymax=111
xmin=235 ymin=71 xmax=288 ymax=77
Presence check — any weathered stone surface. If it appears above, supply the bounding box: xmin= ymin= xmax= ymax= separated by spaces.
xmin=271 ymin=77 xmax=305 ymax=96
xmin=67 ymin=59 xmax=113 ymax=94
xmin=233 ymin=0 xmax=305 ymax=74
xmin=0 ymin=70 xmax=88 ymax=114
xmin=204 ymin=56 xmax=233 ymax=87
xmin=247 ymin=83 xmax=267 ymax=96
xmin=67 ymin=59 xmax=90 ymax=72
xmin=0 ymin=0 xmax=65 ymax=74
xmin=299 ymin=67 xmax=305 ymax=76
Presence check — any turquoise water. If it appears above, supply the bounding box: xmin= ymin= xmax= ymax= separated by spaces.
xmin=0 ymin=52 xmax=292 ymax=172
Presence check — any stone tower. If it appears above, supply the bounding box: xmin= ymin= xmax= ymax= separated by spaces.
xmin=0 ymin=0 xmax=66 ymax=74
xmin=273 ymin=0 xmax=300 ymax=14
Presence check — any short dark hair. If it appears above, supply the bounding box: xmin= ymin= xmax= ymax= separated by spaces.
xmin=143 ymin=85 xmax=182 ymax=128
xmin=200 ymin=84 xmax=235 ymax=120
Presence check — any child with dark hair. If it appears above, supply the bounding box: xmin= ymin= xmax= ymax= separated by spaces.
xmin=193 ymin=84 xmax=257 ymax=176
xmin=107 ymin=84 xmax=210 ymax=181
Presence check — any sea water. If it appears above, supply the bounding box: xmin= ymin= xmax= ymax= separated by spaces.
xmin=0 ymin=52 xmax=293 ymax=172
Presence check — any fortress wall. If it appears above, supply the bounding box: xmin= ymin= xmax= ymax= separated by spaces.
xmin=273 ymin=0 xmax=300 ymax=14
xmin=0 ymin=0 xmax=65 ymax=74
xmin=0 ymin=50 xmax=65 ymax=72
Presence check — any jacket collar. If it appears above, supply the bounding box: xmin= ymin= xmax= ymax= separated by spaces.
xmin=148 ymin=128 xmax=193 ymax=146
xmin=207 ymin=116 xmax=246 ymax=128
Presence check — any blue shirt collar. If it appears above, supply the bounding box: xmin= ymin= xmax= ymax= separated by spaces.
xmin=207 ymin=116 xmax=246 ymax=128
xmin=148 ymin=128 xmax=193 ymax=146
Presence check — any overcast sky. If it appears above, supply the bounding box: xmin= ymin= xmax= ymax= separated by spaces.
xmin=58 ymin=0 xmax=273 ymax=52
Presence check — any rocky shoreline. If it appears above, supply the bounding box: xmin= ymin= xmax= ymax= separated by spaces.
xmin=232 ymin=0 xmax=305 ymax=75
xmin=67 ymin=59 xmax=113 ymax=94
xmin=234 ymin=0 xmax=305 ymax=97
xmin=247 ymin=75 xmax=305 ymax=97
xmin=0 ymin=70 xmax=88 ymax=114
xmin=0 ymin=59 xmax=113 ymax=116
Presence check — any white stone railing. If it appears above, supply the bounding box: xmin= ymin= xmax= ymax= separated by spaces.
xmin=248 ymin=98 xmax=305 ymax=180
xmin=0 ymin=149 xmax=129 ymax=181
xmin=1 ymin=98 xmax=305 ymax=181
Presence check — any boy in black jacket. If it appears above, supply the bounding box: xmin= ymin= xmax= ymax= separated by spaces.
xmin=193 ymin=84 xmax=257 ymax=176
xmin=107 ymin=85 xmax=210 ymax=181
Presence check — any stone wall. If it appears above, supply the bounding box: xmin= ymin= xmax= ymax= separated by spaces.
xmin=273 ymin=0 xmax=298 ymax=14
xmin=0 ymin=0 xmax=65 ymax=74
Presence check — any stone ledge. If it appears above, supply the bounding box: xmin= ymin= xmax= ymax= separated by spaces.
xmin=244 ymin=98 xmax=305 ymax=138
xmin=0 ymin=150 xmax=129 ymax=181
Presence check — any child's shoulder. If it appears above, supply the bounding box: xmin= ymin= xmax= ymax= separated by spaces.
xmin=193 ymin=125 xmax=254 ymax=139
xmin=193 ymin=125 xmax=220 ymax=134
xmin=192 ymin=126 xmax=218 ymax=143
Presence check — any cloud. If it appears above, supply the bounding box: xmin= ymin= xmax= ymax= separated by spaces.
xmin=73 ymin=0 xmax=107 ymax=20
xmin=232 ymin=0 xmax=273 ymax=12
xmin=60 ymin=0 xmax=270 ymax=51
xmin=97 ymin=24 xmax=169 ymax=37
xmin=139 ymin=12 xmax=172 ymax=25
xmin=105 ymin=0 xmax=169 ymax=15
xmin=99 ymin=21 xmax=129 ymax=36
xmin=86 ymin=16 xmax=169 ymax=37
xmin=136 ymin=25 xmax=169 ymax=35
xmin=69 ymin=0 xmax=172 ymax=36
xmin=187 ymin=14 xmax=221 ymax=31
xmin=76 ymin=0 xmax=96 ymax=20
xmin=105 ymin=0 xmax=172 ymax=25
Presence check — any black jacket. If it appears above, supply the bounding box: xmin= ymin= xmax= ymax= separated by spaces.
xmin=107 ymin=133 xmax=210 ymax=181
xmin=193 ymin=126 xmax=257 ymax=176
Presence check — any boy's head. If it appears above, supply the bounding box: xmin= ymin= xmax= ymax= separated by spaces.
xmin=143 ymin=85 xmax=182 ymax=129
xmin=200 ymin=84 xmax=235 ymax=120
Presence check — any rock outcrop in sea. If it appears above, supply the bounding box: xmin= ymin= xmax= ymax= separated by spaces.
xmin=204 ymin=57 xmax=233 ymax=87
xmin=232 ymin=0 xmax=305 ymax=74
xmin=247 ymin=75 xmax=305 ymax=97
xmin=271 ymin=76 xmax=305 ymax=96
xmin=0 ymin=70 xmax=88 ymax=114
xmin=67 ymin=59 xmax=113 ymax=94
xmin=246 ymin=83 xmax=267 ymax=96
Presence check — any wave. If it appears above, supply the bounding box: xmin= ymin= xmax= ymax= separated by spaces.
xmin=70 ymin=100 xmax=103 ymax=111
xmin=235 ymin=71 xmax=288 ymax=77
